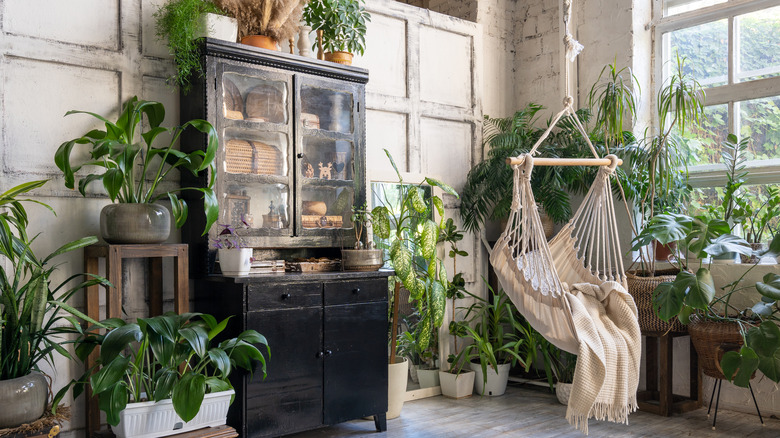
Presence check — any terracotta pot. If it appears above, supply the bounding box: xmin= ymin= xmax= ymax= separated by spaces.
xmin=0 ymin=372 xmax=48 ymax=428
xmin=241 ymin=35 xmax=279 ymax=51
xmin=100 ymin=203 xmax=171 ymax=244
xmin=654 ymin=240 xmax=676 ymax=261
xmin=324 ymin=51 xmax=353 ymax=65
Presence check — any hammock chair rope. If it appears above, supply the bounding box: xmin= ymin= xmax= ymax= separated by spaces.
xmin=490 ymin=0 xmax=641 ymax=433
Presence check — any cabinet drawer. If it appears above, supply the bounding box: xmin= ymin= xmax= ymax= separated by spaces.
xmin=324 ymin=279 xmax=386 ymax=306
xmin=248 ymin=282 xmax=322 ymax=310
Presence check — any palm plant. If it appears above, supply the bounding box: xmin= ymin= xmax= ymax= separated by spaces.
xmin=460 ymin=104 xmax=599 ymax=231
xmin=0 ymin=180 xmax=110 ymax=382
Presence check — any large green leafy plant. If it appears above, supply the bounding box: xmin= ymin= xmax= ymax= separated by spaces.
xmin=303 ymin=0 xmax=370 ymax=55
xmin=56 ymin=313 xmax=269 ymax=425
xmin=372 ymin=150 xmax=457 ymax=364
xmin=460 ymin=103 xmax=600 ymax=231
xmin=55 ymin=96 xmax=219 ymax=235
xmin=0 ymin=180 xmax=110 ymax=382
xmin=155 ymin=0 xmax=227 ymax=93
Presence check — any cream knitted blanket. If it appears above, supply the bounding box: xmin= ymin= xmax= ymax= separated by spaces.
xmin=564 ymin=281 xmax=641 ymax=435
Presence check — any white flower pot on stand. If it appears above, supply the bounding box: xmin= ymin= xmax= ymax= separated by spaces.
xmin=113 ymin=389 xmax=234 ymax=438
xmin=439 ymin=370 xmax=475 ymax=399
xmin=196 ymin=13 xmax=238 ymax=42
xmin=218 ymin=248 xmax=252 ymax=276
xmin=470 ymin=362 xmax=510 ymax=396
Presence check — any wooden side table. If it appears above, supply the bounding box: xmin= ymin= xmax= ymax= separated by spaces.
xmin=83 ymin=243 xmax=190 ymax=437
xmin=637 ymin=331 xmax=702 ymax=416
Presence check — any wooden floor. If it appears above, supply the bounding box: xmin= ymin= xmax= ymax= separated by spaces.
xmin=290 ymin=383 xmax=780 ymax=437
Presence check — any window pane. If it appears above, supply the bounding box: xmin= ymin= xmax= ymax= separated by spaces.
xmin=738 ymin=96 xmax=780 ymax=161
xmin=666 ymin=19 xmax=728 ymax=87
xmin=665 ymin=0 xmax=726 ymax=16
xmin=736 ymin=6 xmax=780 ymax=83
xmin=690 ymin=185 xmax=780 ymax=245
xmin=682 ymin=104 xmax=728 ymax=166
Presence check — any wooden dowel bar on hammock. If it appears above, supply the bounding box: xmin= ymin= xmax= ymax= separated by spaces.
xmin=505 ymin=157 xmax=623 ymax=167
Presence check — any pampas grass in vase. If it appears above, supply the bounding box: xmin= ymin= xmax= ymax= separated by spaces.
xmin=215 ymin=0 xmax=307 ymax=49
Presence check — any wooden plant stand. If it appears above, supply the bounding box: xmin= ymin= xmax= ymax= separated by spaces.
xmin=83 ymin=243 xmax=190 ymax=437
xmin=637 ymin=331 xmax=702 ymax=416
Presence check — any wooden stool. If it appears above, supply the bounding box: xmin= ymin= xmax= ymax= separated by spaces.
xmin=83 ymin=243 xmax=190 ymax=437
xmin=637 ymin=331 xmax=702 ymax=416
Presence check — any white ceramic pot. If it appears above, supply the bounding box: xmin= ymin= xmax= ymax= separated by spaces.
xmin=439 ymin=370 xmax=475 ymax=399
xmin=417 ymin=368 xmax=440 ymax=389
xmin=470 ymin=361 xmax=511 ymax=396
xmin=218 ymin=248 xmax=252 ymax=276
xmin=196 ymin=13 xmax=238 ymax=42
xmin=113 ymin=389 xmax=234 ymax=438
xmin=387 ymin=357 xmax=408 ymax=420
xmin=556 ymin=382 xmax=572 ymax=405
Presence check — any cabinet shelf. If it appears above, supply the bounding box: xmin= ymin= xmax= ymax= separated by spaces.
xmin=224 ymin=173 xmax=289 ymax=186
xmin=301 ymin=178 xmax=354 ymax=188
xmin=222 ymin=117 xmax=289 ymax=133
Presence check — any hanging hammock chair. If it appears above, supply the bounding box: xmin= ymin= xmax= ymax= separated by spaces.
xmin=489 ymin=0 xmax=641 ymax=434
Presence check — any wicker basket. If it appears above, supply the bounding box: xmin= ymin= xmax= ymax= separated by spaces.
xmin=225 ymin=140 xmax=283 ymax=175
xmin=689 ymin=318 xmax=752 ymax=380
xmin=301 ymin=215 xmax=343 ymax=229
xmin=223 ymin=78 xmax=244 ymax=120
xmin=626 ymin=269 xmax=687 ymax=334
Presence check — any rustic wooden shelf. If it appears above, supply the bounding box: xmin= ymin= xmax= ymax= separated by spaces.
xmin=637 ymin=331 xmax=702 ymax=416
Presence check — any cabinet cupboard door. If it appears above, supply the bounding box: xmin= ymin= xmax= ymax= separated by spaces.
xmin=323 ymin=301 xmax=388 ymax=425
xmin=246 ymin=307 xmax=323 ymax=437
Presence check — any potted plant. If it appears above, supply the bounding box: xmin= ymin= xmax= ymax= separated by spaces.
xmin=212 ymin=222 xmax=253 ymax=276
xmin=438 ymin=218 xmax=475 ymax=399
xmin=460 ymin=103 xmax=602 ymax=236
xmin=55 ymin=313 xmax=269 ymax=438
xmin=371 ymin=149 xmax=457 ymax=415
xmin=303 ymin=0 xmax=370 ymax=65
xmin=55 ymin=96 xmax=219 ymax=244
xmin=214 ymin=0 xmax=307 ymax=50
xmin=341 ymin=203 xmax=383 ymax=271
xmin=396 ymin=323 xmax=438 ymax=388
xmin=0 ymin=180 xmax=111 ymax=428
xmin=155 ymin=0 xmax=237 ymax=93
xmin=449 ymin=284 xmax=527 ymax=397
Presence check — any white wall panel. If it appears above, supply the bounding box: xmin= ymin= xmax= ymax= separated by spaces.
xmin=2 ymin=58 xmax=120 ymax=175
xmin=142 ymin=0 xmax=171 ymax=58
xmin=3 ymin=0 xmax=120 ymax=50
xmin=420 ymin=117 xmax=472 ymax=189
xmin=354 ymin=13 xmax=407 ymax=97
xmin=366 ymin=109 xmax=407 ymax=173
xmin=419 ymin=26 xmax=472 ymax=108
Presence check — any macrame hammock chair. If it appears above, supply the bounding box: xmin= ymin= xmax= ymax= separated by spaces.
xmin=489 ymin=0 xmax=641 ymax=434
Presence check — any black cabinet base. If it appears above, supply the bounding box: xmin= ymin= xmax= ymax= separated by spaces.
xmin=373 ymin=413 xmax=387 ymax=432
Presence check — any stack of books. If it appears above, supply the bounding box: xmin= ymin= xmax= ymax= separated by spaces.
xmin=250 ymin=259 xmax=285 ymax=274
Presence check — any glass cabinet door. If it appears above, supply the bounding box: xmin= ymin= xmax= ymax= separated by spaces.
xmin=296 ymin=78 xmax=362 ymax=236
xmin=216 ymin=64 xmax=294 ymax=243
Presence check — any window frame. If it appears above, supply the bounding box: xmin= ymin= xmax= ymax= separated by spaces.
xmin=653 ymin=0 xmax=780 ymax=187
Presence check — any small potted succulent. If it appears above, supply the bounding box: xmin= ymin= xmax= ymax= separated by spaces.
xmin=213 ymin=222 xmax=253 ymax=276
xmin=155 ymin=0 xmax=238 ymax=93
xmin=55 ymin=96 xmax=218 ymax=244
xmin=214 ymin=0 xmax=307 ymax=50
xmin=303 ymin=0 xmax=370 ymax=65
xmin=341 ymin=203 xmax=383 ymax=271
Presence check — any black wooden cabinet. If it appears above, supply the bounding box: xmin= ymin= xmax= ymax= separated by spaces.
xmin=195 ymin=271 xmax=391 ymax=437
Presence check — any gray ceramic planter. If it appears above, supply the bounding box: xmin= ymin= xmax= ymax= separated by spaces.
xmin=100 ymin=203 xmax=171 ymax=244
xmin=0 ymin=372 xmax=48 ymax=428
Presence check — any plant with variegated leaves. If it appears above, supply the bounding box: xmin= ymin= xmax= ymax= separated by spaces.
xmin=372 ymin=149 xmax=458 ymax=364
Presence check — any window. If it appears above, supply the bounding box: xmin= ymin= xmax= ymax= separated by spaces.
xmin=655 ymin=0 xmax=780 ymax=184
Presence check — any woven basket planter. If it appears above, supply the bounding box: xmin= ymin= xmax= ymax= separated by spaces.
xmin=688 ymin=318 xmax=752 ymax=380
xmin=626 ymin=269 xmax=687 ymax=334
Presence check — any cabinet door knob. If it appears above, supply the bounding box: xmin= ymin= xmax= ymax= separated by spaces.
xmin=316 ymin=351 xmax=324 ymax=358
xmin=325 ymin=349 xmax=333 ymax=357
xmin=281 ymin=293 xmax=291 ymax=300
xmin=297 ymin=153 xmax=304 ymax=159
xmin=352 ymin=288 xmax=360 ymax=294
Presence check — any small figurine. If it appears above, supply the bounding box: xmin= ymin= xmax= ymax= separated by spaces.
xmin=318 ymin=162 xmax=333 ymax=179
xmin=304 ymin=163 xmax=315 ymax=178
xmin=268 ymin=200 xmax=275 ymax=214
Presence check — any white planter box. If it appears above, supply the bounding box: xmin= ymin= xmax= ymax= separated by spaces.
xmin=195 ymin=13 xmax=238 ymax=42
xmin=113 ymin=389 xmax=234 ymax=438
xmin=470 ymin=362 xmax=510 ymax=396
